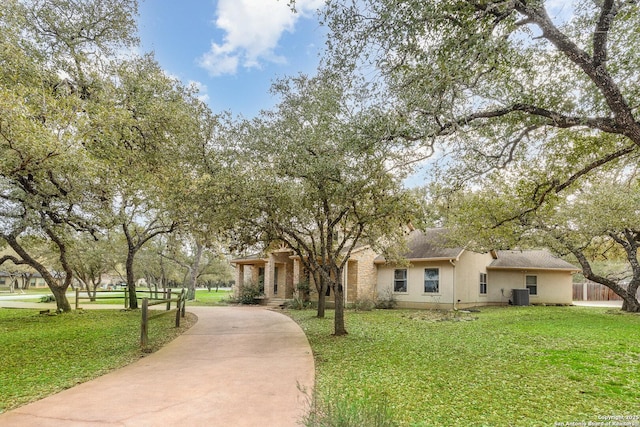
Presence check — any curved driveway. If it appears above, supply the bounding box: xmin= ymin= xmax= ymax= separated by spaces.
xmin=0 ymin=306 xmax=315 ymax=427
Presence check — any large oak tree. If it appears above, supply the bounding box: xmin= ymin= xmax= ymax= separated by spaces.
xmin=225 ymin=71 xmax=419 ymax=335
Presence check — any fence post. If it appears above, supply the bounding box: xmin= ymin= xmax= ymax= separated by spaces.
xmin=140 ymin=298 xmax=149 ymax=347
xmin=175 ymin=291 xmax=181 ymax=327
xmin=124 ymin=287 xmax=129 ymax=309
xmin=75 ymin=288 xmax=79 ymax=310
xmin=166 ymin=289 xmax=172 ymax=311
xmin=181 ymin=289 xmax=186 ymax=318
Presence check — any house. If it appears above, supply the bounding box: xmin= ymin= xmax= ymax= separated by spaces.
xmin=231 ymin=228 xmax=579 ymax=309
xmin=0 ymin=271 xmax=47 ymax=290
xmin=230 ymin=242 xmax=378 ymax=305
xmin=375 ymin=229 xmax=578 ymax=309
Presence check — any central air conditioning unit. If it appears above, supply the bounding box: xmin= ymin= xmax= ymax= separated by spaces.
xmin=512 ymin=288 xmax=530 ymax=306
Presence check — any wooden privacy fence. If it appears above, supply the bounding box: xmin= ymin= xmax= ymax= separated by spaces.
xmin=573 ymin=282 xmax=640 ymax=301
xmin=140 ymin=288 xmax=187 ymax=347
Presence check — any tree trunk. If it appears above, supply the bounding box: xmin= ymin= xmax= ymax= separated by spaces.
xmin=333 ymin=279 xmax=347 ymax=336
xmin=187 ymin=241 xmax=203 ymax=300
xmin=621 ymin=295 xmax=640 ymax=312
xmin=50 ymin=285 xmax=71 ymax=312
xmin=126 ymin=249 xmax=138 ymax=309
xmin=316 ymin=274 xmax=326 ymax=318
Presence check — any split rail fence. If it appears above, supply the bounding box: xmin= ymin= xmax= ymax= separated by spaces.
xmin=73 ymin=287 xmax=187 ymax=347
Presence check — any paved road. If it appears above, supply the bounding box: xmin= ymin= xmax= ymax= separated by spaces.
xmin=0 ymin=306 xmax=315 ymax=427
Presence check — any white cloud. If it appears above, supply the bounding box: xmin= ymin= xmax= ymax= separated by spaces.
xmin=197 ymin=0 xmax=322 ymax=76
xmin=188 ymin=80 xmax=210 ymax=103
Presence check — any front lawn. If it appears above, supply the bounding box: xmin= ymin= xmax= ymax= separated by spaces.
xmin=288 ymin=306 xmax=640 ymax=426
xmin=0 ymin=308 xmax=196 ymax=413
xmin=188 ymin=288 xmax=232 ymax=306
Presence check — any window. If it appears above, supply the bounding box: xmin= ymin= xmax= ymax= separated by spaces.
xmin=479 ymin=273 xmax=487 ymax=295
xmin=424 ymin=268 xmax=439 ymax=293
xmin=258 ymin=267 xmax=265 ymax=293
xmin=394 ymin=269 xmax=407 ymax=293
xmin=526 ymin=275 xmax=538 ymax=296
xmin=273 ymin=266 xmax=279 ymax=295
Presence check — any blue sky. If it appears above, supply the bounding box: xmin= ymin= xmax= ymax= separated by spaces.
xmin=137 ymin=0 xmax=326 ymax=118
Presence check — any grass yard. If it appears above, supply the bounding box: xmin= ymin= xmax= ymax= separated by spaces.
xmin=288 ymin=306 xmax=640 ymax=427
xmin=188 ymin=288 xmax=232 ymax=306
xmin=0 ymin=308 xmax=196 ymax=413
xmin=75 ymin=288 xmax=233 ymax=307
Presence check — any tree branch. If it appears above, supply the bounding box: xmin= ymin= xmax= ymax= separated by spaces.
xmin=593 ymin=0 xmax=616 ymax=68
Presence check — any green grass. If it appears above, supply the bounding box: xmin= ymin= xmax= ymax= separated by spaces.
xmin=0 ymin=308 xmax=196 ymax=413
xmin=75 ymin=288 xmax=233 ymax=307
xmin=188 ymin=288 xmax=232 ymax=306
xmin=288 ymin=306 xmax=640 ymax=426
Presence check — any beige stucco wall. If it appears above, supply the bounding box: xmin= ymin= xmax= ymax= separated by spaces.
xmin=377 ymin=253 xmax=574 ymax=308
xmin=377 ymin=260 xmax=456 ymax=309
xmin=488 ymin=269 xmax=574 ymax=305
xmin=453 ymin=251 xmax=494 ymax=307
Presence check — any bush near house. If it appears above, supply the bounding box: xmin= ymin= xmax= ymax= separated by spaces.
xmin=289 ymin=307 xmax=640 ymax=426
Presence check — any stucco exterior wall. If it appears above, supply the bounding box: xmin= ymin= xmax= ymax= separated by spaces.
xmin=377 ymin=260 xmax=456 ymax=309
xmin=488 ymin=269 xmax=573 ymax=305
xmin=454 ymin=251 xmax=494 ymax=307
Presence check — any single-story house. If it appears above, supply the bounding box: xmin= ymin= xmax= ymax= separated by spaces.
xmin=0 ymin=271 xmax=47 ymax=290
xmin=231 ymin=228 xmax=579 ymax=309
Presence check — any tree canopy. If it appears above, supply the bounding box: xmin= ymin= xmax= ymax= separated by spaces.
xmin=323 ymin=0 xmax=640 ymax=194
xmin=224 ymin=71 xmax=420 ymax=335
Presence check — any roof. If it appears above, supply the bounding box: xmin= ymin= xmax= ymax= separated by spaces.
xmin=488 ymin=250 xmax=579 ymax=271
xmin=375 ymin=228 xmax=464 ymax=263
xmin=230 ymin=253 xmax=267 ymax=265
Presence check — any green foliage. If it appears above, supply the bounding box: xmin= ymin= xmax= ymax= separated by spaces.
xmin=289 ymin=307 xmax=640 ymax=426
xmin=230 ymin=281 xmax=263 ymax=305
xmin=0 ymin=308 xmax=195 ymax=412
xmin=352 ymin=297 xmax=375 ymax=312
xmin=374 ymin=288 xmax=398 ymax=309
xmin=302 ymin=390 xmax=397 ymax=427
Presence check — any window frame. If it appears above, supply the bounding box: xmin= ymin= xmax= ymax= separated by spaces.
xmin=273 ymin=266 xmax=279 ymax=295
xmin=525 ymin=275 xmax=538 ymax=296
xmin=393 ymin=269 xmax=408 ymax=293
xmin=479 ymin=272 xmax=487 ymax=295
xmin=423 ymin=268 xmax=440 ymax=294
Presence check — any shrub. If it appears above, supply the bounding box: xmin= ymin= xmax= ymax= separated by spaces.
xmin=231 ymin=281 xmax=263 ymax=305
xmin=40 ymin=295 xmax=55 ymax=303
xmin=286 ymin=295 xmax=313 ymax=310
xmin=354 ymin=297 xmax=376 ymax=311
xmin=375 ymin=288 xmax=397 ymax=309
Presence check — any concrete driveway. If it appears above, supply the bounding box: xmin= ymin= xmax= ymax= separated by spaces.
xmin=573 ymin=300 xmax=624 ymax=308
xmin=0 ymin=306 xmax=315 ymax=427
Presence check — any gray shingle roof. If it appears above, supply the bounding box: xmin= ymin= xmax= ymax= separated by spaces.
xmin=489 ymin=250 xmax=578 ymax=271
xmin=375 ymin=228 xmax=463 ymax=263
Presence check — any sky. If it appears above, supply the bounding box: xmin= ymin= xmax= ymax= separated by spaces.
xmin=137 ymin=0 xmax=326 ymax=118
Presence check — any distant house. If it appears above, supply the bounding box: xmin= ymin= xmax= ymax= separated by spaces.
xmin=231 ymin=228 xmax=579 ymax=309
xmin=0 ymin=271 xmax=47 ymax=290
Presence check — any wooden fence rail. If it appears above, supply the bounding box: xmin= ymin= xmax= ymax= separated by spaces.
xmin=73 ymin=288 xmax=188 ymax=347
xmin=140 ymin=288 xmax=187 ymax=347
xmin=74 ymin=288 xmax=186 ymax=309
